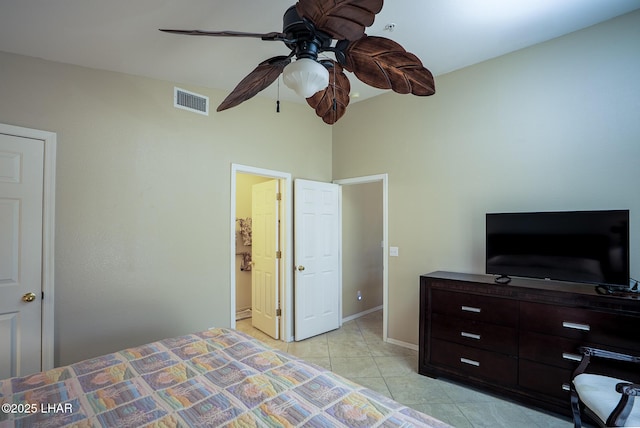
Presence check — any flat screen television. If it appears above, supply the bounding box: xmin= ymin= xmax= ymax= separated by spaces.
xmin=486 ymin=210 xmax=629 ymax=287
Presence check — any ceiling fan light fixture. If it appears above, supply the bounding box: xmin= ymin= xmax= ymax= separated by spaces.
xmin=282 ymin=58 xmax=329 ymax=98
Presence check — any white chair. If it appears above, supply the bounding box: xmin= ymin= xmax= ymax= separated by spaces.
xmin=570 ymin=346 xmax=640 ymax=427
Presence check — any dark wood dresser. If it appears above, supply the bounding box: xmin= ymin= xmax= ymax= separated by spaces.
xmin=419 ymin=271 xmax=640 ymax=416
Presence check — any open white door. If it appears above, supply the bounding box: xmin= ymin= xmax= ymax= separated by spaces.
xmin=0 ymin=133 xmax=44 ymax=378
xmin=251 ymin=179 xmax=280 ymax=339
xmin=294 ymin=179 xmax=341 ymax=341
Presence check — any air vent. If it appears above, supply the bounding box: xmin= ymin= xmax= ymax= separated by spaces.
xmin=174 ymin=87 xmax=209 ymax=116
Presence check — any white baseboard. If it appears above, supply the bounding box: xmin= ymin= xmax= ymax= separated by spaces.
xmin=385 ymin=337 xmax=419 ymax=351
xmin=342 ymin=305 xmax=384 ymax=323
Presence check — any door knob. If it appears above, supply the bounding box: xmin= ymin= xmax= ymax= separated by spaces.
xmin=297 ymin=265 xmax=305 ymax=271
xmin=22 ymin=292 xmax=37 ymax=303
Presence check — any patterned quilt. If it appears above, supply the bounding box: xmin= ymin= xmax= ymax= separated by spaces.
xmin=0 ymin=328 xmax=450 ymax=427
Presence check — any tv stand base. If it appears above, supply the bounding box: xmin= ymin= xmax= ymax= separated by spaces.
xmin=493 ymin=274 xmax=511 ymax=284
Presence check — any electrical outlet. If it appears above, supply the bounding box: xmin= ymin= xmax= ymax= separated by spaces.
xmin=390 ymin=246 xmax=399 ymax=257
xmin=357 ymin=290 xmax=362 ymax=301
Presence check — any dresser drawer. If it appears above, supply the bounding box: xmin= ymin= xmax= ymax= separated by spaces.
xmin=432 ymin=313 xmax=518 ymax=355
xmin=519 ymin=360 xmax=572 ymax=401
xmin=431 ymin=289 xmax=518 ymax=327
xmin=520 ymin=301 xmax=640 ymax=350
xmin=519 ymin=330 xmax=583 ymax=370
xmin=430 ymin=339 xmax=517 ymax=385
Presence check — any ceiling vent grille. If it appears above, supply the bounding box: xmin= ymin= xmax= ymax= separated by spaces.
xmin=174 ymin=87 xmax=209 ymax=116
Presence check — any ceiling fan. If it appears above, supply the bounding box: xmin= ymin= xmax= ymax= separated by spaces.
xmin=161 ymin=0 xmax=435 ymax=124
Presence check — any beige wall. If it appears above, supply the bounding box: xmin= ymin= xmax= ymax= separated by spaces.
xmin=332 ymin=11 xmax=640 ymax=345
xmin=342 ymin=182 xmax=383 ymax=317
xmin=0 ymin=51 xmax=332 ymax=366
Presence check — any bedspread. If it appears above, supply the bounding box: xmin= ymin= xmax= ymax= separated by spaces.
xmin=1 ymin=328 xmax=449 ymax=427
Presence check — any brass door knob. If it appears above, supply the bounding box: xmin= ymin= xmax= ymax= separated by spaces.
xmin=22 ymin=292 xmax=37 ymax=303
xmin=297 ymin=265 xmax=305 ymax=272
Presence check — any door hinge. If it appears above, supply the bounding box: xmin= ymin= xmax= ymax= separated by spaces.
xmin=276 ymin=192 xmax=282 ymax=201
xmin=276 ymin=308 xmax=282 ymax=317
xmin=276 ymin=250 xmax=282 ymax=259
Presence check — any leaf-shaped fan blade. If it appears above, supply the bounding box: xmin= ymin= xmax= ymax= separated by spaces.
xmin=306 ymin=61 xmax=351 ymax=125
xmin=343 ymin=36 xmax=435 ymax=96
xmin=296 ymin=0 xmax=383 ymax=41
xmin=217 ymin=56 xmax=291 ymax=112
xmin=160 ymin=29 xmax=289 ymax=42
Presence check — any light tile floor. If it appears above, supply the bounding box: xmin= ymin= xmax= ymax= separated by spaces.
xmin=237 ymin=310 xmax=574 ymax=428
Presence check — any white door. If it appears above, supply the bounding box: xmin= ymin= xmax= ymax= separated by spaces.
xmin=0 ymin=133 xmax=44 ymax=378
xmin=251 ymin=180 xmax=280 ymax=339
xmin=294 ymin=179 xmax=341 ymax=341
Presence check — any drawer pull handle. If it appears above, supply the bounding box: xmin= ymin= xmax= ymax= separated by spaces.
xmin=562 ymin=321 xmax=590 ymax=331
xmin=460 ymin=358 xmax=480 ymax=367
xmin=562 ymin=352 xmax=582 ymax=362
xmin=461 ymin=331 xmax=481 ymax=340
xmin=461 ymin=305 xmax=481 ymax=313
xmin=562 ymin=383 xmax=571 ymax=391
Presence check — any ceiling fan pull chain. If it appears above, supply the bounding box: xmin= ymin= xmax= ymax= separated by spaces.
xmin=276 ymin=78 xmax=281 ymax=113
xmin=332 ymin=64 xmax=337 ymax=112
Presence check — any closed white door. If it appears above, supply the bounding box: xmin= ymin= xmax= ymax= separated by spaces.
xmin=294 ymin=179 xmax=341 ymax=341
xmin=0 ymin=133 xmax=44 ymax=378
xmin=251 ymin=180 xmax=280 ymax=339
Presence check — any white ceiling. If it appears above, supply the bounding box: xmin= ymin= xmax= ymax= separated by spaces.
xmin=1 ymin=0 xmax=638 ymax=107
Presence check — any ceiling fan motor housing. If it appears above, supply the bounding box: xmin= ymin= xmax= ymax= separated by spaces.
xmin=283 ymin=6 xmax=332 ymax=61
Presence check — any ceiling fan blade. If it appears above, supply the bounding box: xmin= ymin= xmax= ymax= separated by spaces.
xmin=217 ymin=56 xmax=291 ymax=112
xmin=306 ymin=61 xmax=351 ymax=125
xmin=160 ymin=29 xmax=289 ymax=42
xmin=295 ymin=0 xmax=383 ymax=41
xmin=342 ymin=36 xmax=435 ymax=96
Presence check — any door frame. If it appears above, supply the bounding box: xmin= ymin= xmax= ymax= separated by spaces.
xmin=0 ymin=123 xmax=56 ymax=371
xmin=334 ymin=174 xmax=389 ymax=342
xmin=230 ymin=164 xmax=293 ymax=341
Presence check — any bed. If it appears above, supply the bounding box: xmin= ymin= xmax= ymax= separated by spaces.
xmin=1 ymin=328 xmax=450 ymax=427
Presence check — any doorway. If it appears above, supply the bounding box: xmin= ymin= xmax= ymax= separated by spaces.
xmin=335 ymin=174 xmax=389 ymax=341
xmin=230 ymin=164 xmax=293 ymax=341
xmin=234 ymin=174 xmax=273 ymax=327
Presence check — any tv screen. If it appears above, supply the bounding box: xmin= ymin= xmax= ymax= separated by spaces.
xmin=486 ymin=210 xmax=629 ymax=286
